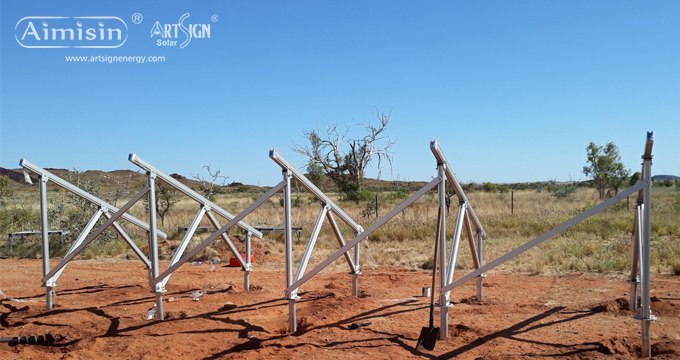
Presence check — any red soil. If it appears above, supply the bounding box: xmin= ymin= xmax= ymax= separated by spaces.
xmin=1 ymin=259 xmax=679 ymax=359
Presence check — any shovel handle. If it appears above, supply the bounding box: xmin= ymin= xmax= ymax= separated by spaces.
xmin=428 ymin=208 xmax=443 ymax=329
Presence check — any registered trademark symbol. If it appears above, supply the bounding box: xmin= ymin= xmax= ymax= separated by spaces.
xmin=211 ymin=14 xmax=218 ymax=23
xmin=131 ymin=13 xmax=143 ymax=25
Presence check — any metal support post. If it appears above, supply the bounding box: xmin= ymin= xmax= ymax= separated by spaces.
xmin=476 ymin=231 xmax=484 ymax=301
xmin=352 ymin=229 xmax=361 ymax=297
xmin=147 ymin=172 xmax=164 ymax=320
xmin=39 ymin=175 xmax=52 ymax=310
xmin=629 ymin=205 xmax=640 ymax=310
xmin=437 ymin=163 xmax=448 ymax=340
xmin=639 ymin=143 xmax=654 ymax=357
xmin=244 ymin=231 xmax=252 ymax=291
xmin=283 ymin=170 xmax=297 ymax=333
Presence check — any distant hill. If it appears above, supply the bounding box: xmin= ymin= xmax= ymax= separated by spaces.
xmin=0 ymin=166 xmax=267 ymax=197
xmin=652 ymin=175 xmax=680 ymax=182
xmin=0 ymin=165 xmax=430 ymax=197
xmin=3 ymin=165 xmax=676 ymax=197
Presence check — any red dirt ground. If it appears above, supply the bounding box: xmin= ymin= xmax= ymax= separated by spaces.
xmin=1 ymin=259 xmax=679 ymax=359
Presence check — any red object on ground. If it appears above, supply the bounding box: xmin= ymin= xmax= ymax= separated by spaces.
xmin=229 ymin=254 xmax=255 ymax=267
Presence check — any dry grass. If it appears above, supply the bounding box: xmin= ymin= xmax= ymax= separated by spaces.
xmin=2 ymin=184 xmax=679 ymax=276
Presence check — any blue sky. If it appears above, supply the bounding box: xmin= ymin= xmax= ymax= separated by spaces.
xmin=1 ymin=1 xmax=678 ymax=186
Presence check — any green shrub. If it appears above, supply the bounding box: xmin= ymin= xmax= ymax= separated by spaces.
xmin=551 ymin=185 xmax=577 ymax=199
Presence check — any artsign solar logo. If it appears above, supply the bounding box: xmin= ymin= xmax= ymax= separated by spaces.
xmin=149 ymin=13 xmax=215 ymax=49
xmin=15 ymin=16 xmax=128 ymax=49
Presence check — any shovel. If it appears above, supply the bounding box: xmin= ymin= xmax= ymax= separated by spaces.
xmin=416 ymin=208 xmax=442 ymax=351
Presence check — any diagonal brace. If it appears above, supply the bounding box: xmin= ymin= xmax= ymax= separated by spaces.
xmin=294 ymin=204 xmax=330 ymax=284
xmin=42 ymin=187 xmax=150 ymax=283
xmin=158 ymin=206 xmax=207 ymax=287
xmin=442 ymin=179 xmax=648 ymax=293
xmin=326 ymin=211 xmax=357 ymax=273
xmin=286 ymin=176 xmax=442 ymax=294
xmin=154 ymin=180 xmax=286 ymax=284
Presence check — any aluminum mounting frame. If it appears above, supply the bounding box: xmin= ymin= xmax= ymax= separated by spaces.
xmin=19 ymin=132 xmax=657 ymax=355
xmin=19 ymin=159 xmax=167 ymax=310
xmin=282 ymin=140 xmax=487 ymax=339
xmin=437 ymin=132 xmax=656 ymax=356
xmin=148 ymin=149 xmax=364 ymax=331
xmin=128 ymin=154 xmax=263 ymax=296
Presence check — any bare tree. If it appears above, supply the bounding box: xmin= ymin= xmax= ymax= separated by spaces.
xmin=193 ymin=164 xmax=229 ymax=200
xmin=103 ymin=172 xmax=134 ymax=207
xmin=143 ymin=181 xmax=180 ymax=227
xmin=295 ymin=110 xmax=395 ymax=200
xmin=156 ymin=182 xmax=180 ymax=226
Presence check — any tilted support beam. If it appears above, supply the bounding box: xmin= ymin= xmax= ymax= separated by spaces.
xmin=20 ymin=159 xmax=167 ymax=239
xmin=269 ymin=149 xmax=362 ymax=233
xmin=430 ymin=140 xmax=485 ymax=238
xmin=128 ymin=153 xmax=263 ymax=239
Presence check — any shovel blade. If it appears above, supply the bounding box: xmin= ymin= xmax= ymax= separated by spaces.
xmin=416 ymin=326 xmax=439 ymax=351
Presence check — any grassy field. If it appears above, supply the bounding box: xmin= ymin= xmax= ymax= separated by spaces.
xmin=1 ymin=173 xmax=679 ymax=277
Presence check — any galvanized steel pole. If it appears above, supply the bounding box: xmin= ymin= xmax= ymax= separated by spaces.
xmin=437 ymin=163 xmax=448 ymax=340
xmin=147 ymin=172 xmax=164 ymax=320
xmin=244 ymin=231 xmax=252 ymax=292
xmin=629 ymin=206 xmax=640 ymax=311
xmin=476 ymin=231 xmax=484 ymax=300
xmin=352 ymin=228 xmax=361 ymax=297
xmin=39 ymin=175 xmax=52 ymax=310
xmin=640 ymin=139 xmax=653 ymax=357
xmin=283 ymin=169 xmax=297 ymax=333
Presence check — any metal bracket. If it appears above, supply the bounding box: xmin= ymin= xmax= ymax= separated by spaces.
xmin=243 ymin=263 xmax=253 ymax=272
xmin=635 ymin=313 xmax=657 ymax=321
xmin=437 ymin=301 xmax=452 ymax=308
xmin=288 ymin=290 xmax=300 ymax=300
xmin=154 ymin=283 xmax=167 ymax=294
xmin=23 ymin=170 xmax=33 ymax=184
xmin=45 ymin=278 xmax=57 ymax=287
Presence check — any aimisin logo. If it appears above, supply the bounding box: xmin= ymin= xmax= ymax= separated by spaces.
xmin=15 ymin=16 xmax=128 ymax=49
xmin=150 ymin=13 xmax=211 ymax=49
